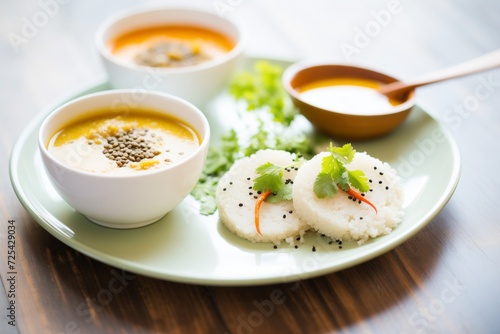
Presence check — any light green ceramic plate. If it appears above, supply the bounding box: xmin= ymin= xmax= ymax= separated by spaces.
xmin=10 ymin=58 xmax=460 ymax=286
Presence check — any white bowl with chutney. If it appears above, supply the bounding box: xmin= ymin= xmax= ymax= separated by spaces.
xmin=38 ymin=90 xmax=210 ymax=228
xmin=95 ymin=7 xmax=245 ymax=107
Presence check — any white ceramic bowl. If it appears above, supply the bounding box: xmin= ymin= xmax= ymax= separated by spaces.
xmin=95 ymin=7 xmax=245 ymax=107
xmin=38 ymin=90 xmax=210 ymax=229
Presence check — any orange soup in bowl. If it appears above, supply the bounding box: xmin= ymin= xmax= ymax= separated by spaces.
xmin=108 ymin=25 xmax=235 ymax=68
xmin=47 ymin=107 xmax=200 ymax=175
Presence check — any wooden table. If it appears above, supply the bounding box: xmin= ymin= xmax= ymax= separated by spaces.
xmin=2 ymin=0 xmax=500 ymax=333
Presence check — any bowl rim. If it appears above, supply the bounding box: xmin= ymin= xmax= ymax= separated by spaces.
xmin=38 ymin=89 xmax=211 ymax=180
xmin=95 ymin=6 xmax=246 ymax=74
xmin=282 ymin=60 xmax=416 ymax=116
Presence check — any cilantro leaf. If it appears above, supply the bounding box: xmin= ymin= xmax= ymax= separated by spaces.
xmin=320 ymin=155 xmax=335 ymax=174
xmin=320 ymin=154 xmax=348 ymax=190
xmin=229 ymin=61 xmax=297 ymax=126
xmin=313 ymin=173 xmax=338 ymax=199
xmin=190 ymin=176 xmax=219 ymax=215
xmin=274 ymin=133 xmax=313 ymax=157
xmin=243 ymin=119 xmax=269 ymax=157
xmin=336 ymin=168 xmax=350 ymax=191
xmin=266 ymin=183 xmax=293 ymax=203
xmin=253 ymin=159 xmax=304 ymax=203
xmin=253 ymin=163 xmax=283 ymax=193
xmin=329 ymin=143 xmax=355 ymax=164
xmin=220 ymin=129 xmax=240 ymax=161
xmin=190 ymin=130 xmax=241 ymax=215
xmin=347 ymin=170 xmax=370 ymax=193
xmin=313 ymin=143 xmax=370 ymax=198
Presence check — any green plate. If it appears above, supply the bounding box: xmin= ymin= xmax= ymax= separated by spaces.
xmin=9 ymin=58 xmax=460 ymax=286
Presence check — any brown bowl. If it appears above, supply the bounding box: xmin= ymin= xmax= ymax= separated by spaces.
xmin=282 ymin=62 xmax=416 ymax=140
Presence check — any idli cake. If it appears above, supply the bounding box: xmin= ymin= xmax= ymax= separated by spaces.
xmin=216 ymin=149 xmax=308 ymax=245
xmin=293 ymin=148 xmax=404 ymax=244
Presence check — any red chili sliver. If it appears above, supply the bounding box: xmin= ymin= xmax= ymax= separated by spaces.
xmin=254 ymin=190 xmax=272 ymax=235
xmin=343 ymin=186 xmax=378 ymax=214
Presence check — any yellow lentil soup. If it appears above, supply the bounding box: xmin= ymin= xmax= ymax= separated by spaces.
xmin=47 ymin=107 xmax=200 ymax=174
xmin=109 ymin=25 xmax=235 ymax=68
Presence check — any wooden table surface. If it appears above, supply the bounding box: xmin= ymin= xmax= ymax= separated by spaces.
xmin=2 ymin=0 xmax=500 ymax=333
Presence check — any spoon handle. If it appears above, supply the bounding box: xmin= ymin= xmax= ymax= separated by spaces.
xmin=379 ymin=49 xmax=500 ymax=98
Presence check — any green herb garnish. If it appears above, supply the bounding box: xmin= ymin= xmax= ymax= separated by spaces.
xmin=190 ymin=130 xmax=240 ymax=215
xmin=191 ymin=61 xmax=320 ymax=215
xmin=313 ymin=143 xmax=377 ymax=213
xmin=252 ymin=159 xmax=302 ymax=235
xmin=313 ymin=143 xmax=368 ymax=196
xmin=253 ymin=161 xmax=301 ymax=204
xmin=229 ymin=61 xmax=296 ymax=125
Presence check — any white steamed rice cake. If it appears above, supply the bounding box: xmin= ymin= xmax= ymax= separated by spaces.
xmin=216 ymin=149 xmax=308 ymax=244
xmin=292 ymin=151 xmax=404 ymax=244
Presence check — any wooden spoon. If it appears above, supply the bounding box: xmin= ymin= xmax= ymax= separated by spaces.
xmin=378 ymin=49 xmax=500 ymax=99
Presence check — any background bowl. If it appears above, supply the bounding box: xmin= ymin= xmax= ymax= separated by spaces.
xmin=282 ymin=62 xmax=416 ymax=140
xmin=38 ymin=90 xmax=210 ymax=228
xmin=95 ymin=7 xmax=245 ymax=107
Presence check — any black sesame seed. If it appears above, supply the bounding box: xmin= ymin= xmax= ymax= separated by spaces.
xmin=294 ymin=245 xmax=298 ymax=249
xmin=312 ymin=246 xmax=316 ymax=252
xmin=374 ymin=166 xmax=377 ymax=170
xmin=360 ymin=217 xmax=364 ymax=220
xmin=339 ymin=246 xmax=343 ymax=249
xmin=289 ymin=210 xmax=293 ymax=214
xmin=348 ymin=196 xmax=353 ymax=200
xmin=386 ymin=186 xmax=389 ymax=190
xmin=230 ymin=182 xmax=233 ymax=185
xmin=273 ymin=245 xmax=278 ymax=249
xmin=249 ymin=192 xmax=253 ymax=196
xmin=247 ymin=177 xmax=251 ymax=180
xmin=283 ymin=214 xmax=286 ymax=219
xmin=296 ymin=237 xmax=301 ymax=241
xmin=328 ymin=240 xmax=333 ymax=245
xmin=358 ymin=200 xmax=362 ymax=204
xmin=369 ymin=179 xmax=373 ymax=183
xmin=379 ymin=172 xmax=384 ymax=175
xmin=379 ymin=181 xmax=383 ymax=184
xmin=253 ymin=196 xmax=258 ymax=199
xmin=248 ymin=186 xmax=252 ymax=189
xmin=238 ymin=203 xmax=243 ymax=207
xmin=223 ymin=188 xmax=227 ymax=191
